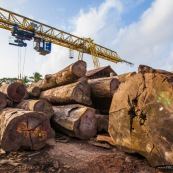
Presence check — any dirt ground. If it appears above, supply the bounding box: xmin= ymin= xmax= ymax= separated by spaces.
xmin=0 ymin=133 xmax=171 ymax=173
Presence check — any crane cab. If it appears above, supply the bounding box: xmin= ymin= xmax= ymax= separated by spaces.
xmin=34 ymin=38 xmax=51 ymax=55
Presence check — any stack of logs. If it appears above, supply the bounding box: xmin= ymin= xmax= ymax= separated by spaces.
xmin=0 ymin=60 xmax=120 ymax=151
xmin=109 ymin=65 xmax=173 ymax=167
xmin=1 ymin=61 xmax=173 ymax=168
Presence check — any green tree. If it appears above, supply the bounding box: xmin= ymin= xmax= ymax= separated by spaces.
xmin=0 ymin=77 xmax=17 ymax=84
xmin=29 ymin=72 xmax=43 ymax=83
xmin=22 ymin=75 xmax=31 ymax=86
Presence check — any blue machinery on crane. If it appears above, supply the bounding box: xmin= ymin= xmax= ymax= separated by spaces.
xmin=0 ymin=7 xmax=133 ymax=68
xmin=9 ymin=23 xmax=51 ymax=55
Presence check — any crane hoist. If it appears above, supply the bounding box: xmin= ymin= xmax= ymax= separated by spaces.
xmin=0 ymin=7 xmax=133 ymax=68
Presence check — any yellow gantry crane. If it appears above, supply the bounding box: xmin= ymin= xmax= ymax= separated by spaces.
xmin=0 ymin=7 xmax=133 ymax=68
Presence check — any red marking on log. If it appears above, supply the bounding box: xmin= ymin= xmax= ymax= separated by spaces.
xmin=43 ymin=125 xmax=48 ymax=131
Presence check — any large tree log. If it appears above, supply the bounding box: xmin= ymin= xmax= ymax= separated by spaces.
xmin=113 ymin=72 xmax=136 ymax=83
xmin=109 ymin=72 xmax=173 ymax=167
xmin=39 ymin=81 xmax=92 ymax=106
xmin=51 ymin=104 xmax=96 ymax=139
xmin=0 ymin=108 xmax=55 ymax=151
xmin=88 ymin=77 xmax=120 ymax=98
xmin=88 ymin=77 xmax=119 ymax=111
xmin=27 ymin=86 xmax=41 ymax=97
xmin=52 ymin=60 xmax=87 ymax=86
xmin=30 ymin=60 xmax=87 ymax=91
xmin=0 ymin=82 xmax=27 ymax=102
xmin=15 ymin=100 xmax=54 ymax=119
xmin=138 ymin=64 xmax=172 ymax=75
xmin=29 ymin=78 xmax=56 ymax=91
xmin=0 ymin=92 xmax=7 ymax=110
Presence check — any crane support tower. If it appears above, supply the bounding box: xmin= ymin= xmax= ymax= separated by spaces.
xmin=0 ymin=7 xmax=133 ymax=68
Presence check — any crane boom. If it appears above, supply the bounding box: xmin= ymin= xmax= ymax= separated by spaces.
xmin=0 ymin=7 xmax=133 ymax=67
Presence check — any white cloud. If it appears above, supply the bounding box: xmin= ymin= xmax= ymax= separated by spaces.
xmin=39 ymin=0 xmax=124 ymax=74
xmin=72 ymin=0 xmax=123 ymax=39
xmin=113 ymin=0 xmax=173 ymax=73
xmin=1 ymin=0 xmax=173 ymax=78
xmin=42 ymin=0 xmax=173 ymax=75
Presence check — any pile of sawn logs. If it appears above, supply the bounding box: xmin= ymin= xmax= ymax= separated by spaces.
xmin=0 ymin=60 xmax=119 ymax=151
xmin=1 ymin=61 xmax=173 ymax=168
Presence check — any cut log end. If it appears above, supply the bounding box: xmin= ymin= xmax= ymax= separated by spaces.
xmin=27 ymin=86 xmax=41 ymax=97
xmin=32 ymin=100 xmax=54 ymax=119
xmin=78 ymin=108 xmax=97 ymax=139
xmin=1 ymin=109 xmax=55 ymax=151
xmin=52 ymin=105 xmax=97 ymax=139
xmin=7 ymin=82 xmax=27 ymax=102
xmin=72 ymin=60 xmax=87 ymax=77
xmin=109 ymin=73 xmax=173 ymax=166
xmin=73 ymin=85 xmax=92 ymax=106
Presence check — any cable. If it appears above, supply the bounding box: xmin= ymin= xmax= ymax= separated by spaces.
xmin=22 ymin=47 xmax=26 ymax=78
xmin=18 ymin=46 xmax=20 ymax=79
xmin=19 ymin=47 xmax=21 ymax=79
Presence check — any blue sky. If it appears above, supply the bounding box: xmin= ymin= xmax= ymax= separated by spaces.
xmin=0 ymin=0 xmax=173 ymax=78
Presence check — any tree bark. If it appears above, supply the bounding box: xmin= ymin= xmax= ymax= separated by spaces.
xmin=53 ymin=60 xmax=87 ymax=86
xmin=88 ymin=77 xmax=120 ymax=98
xmin=15 ymin=100 xmax=54 ymax=119
xmin=39 ymin=81 xmax=92 ymax=106
xmin=0 ymin=92 xmax=7 ymax=110
xmin=29 ymin=78 xmax=56 ymax=91
xmin=0 ymin=82 xmax=27 ymax=102
xmin=0 ymin=108 xmax=55 ymax=151
xmin=88 ymin=77 xmax=119 ymax=112
xmin=113 ymin=72 xmax=136 ymax=83
xmin=138 ymin=64 xmax=172 ymax=75
xmin=51 ymin=104 xmax=97 ymax=139
xmin=30 ymin=60 xmax=87 ymax=91
xmin=109 ymin=72 xmax=173 ymax=167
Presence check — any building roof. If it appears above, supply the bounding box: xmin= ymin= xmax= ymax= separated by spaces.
xmin=86 ymin=65 xmax=117 ymax=77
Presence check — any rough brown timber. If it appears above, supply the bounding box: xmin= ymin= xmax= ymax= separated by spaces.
xmin=88 ymin=77 xmax=120 ymax=98
xmin=109 ymin=72 xmax=173 ymax=167
xmin=113 ymin=72 xmax=136 ymax=83
xmin=88 ymin=77 xmax=120 ymax=112
xmin=52 ymin=104 xmax=96 ymax=139
xmin=27 ymin=86 xmax=41 ymax=97
xmin=0 ymin=108 xmax=55 ymax=151
xmin=39 ymin=81 xmax=92 ymax=106
xmin=31 ymin=60 xmax=87 ymax=91
xmin=0 ymin=82 xmax=27 ymax=102
xmin=0 ymin=92 xmax=7 ymax=110
xmin=15 ymin=100 xmax=54 ymax=119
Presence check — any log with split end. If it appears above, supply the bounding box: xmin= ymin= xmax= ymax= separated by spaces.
xmin=0 ymin=108 xmax=55 ymax=151
xmin=0 ymin=82 xmax=27 ymax=102
xmin=52 ymin=104 xmax=97 ymax=139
